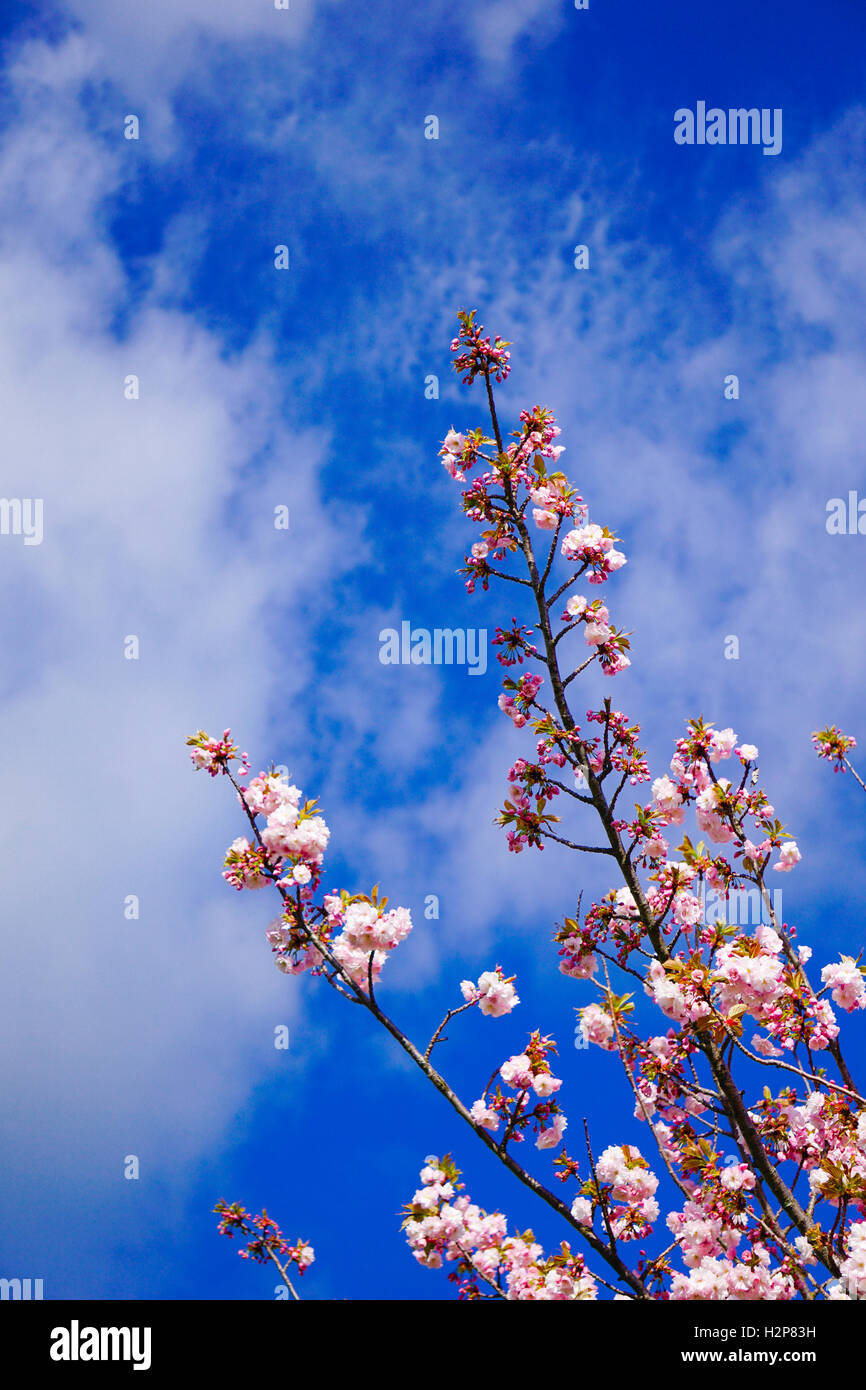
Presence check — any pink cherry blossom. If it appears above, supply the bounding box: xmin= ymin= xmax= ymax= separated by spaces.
xmin=821 ymin=956 xmax=866 ymax=1012
xmin=773 ymin=840 xmax=801 ymax=872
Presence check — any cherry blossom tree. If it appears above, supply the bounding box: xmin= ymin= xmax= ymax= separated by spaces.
xmin=193 ymin=313 xmax=866 ymax=1301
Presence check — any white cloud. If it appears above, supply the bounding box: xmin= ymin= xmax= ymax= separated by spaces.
xmin=468 ymin=0 xmax=565 ymax=70
xmin=0 ymin=35 xmax=352 ymax=1232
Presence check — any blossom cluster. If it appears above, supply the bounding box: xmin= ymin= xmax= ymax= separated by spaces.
xmin=571 ymin=1143 xmax=660 ymax=1243
xmin=562 ymin=594 xmax=631 ymax=676
xmin=187 ymin=728 xmax=249 ymax=778
xmin=759 ymin=1089 xmax=866 ymax=1216
xmin=459 ymin=967 xmax=519 ymax=1017
xmin=321 ymin=893 xmax=414 ymax=988
xmin=468 ymin=1031 xmax=567 ymax=1149
xmin=403 ymin=1156 xmax=597 ymax=1300
xmin=619 ymin=1031 xmax=705 ymax=1128
xmin=450 ymin=308 xmax=512 ymax=386
xmin=190 ymin=740 xmax=419 ymax=989
xmin=213 ymin=1201 xmax=314 ymax=1274
xmin=838 ymin=1220 xmax=866 ymax=1298
xmin=812 ymin=724 xmax=857 ymax=772
xmin=560 ymin=523 xmax=627 ymax=586
xmin=497 ymin=670 xmax=544 ymax=729
xmin=265 ymin=888 xmax=414 ymax=988
xmin=663 ymin=1159 xmax=805 ymax=1300
xmin=189 ymin=756 xmax=332 ymax=899
xmin=548 ymin=716 xmax=852 ymax=1057
xmin=822 ymin=956 xmax=866 ymax=1013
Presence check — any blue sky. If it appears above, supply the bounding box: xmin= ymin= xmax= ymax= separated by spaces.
xmin=0 ymin=0 xmax=865 ymax=1301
